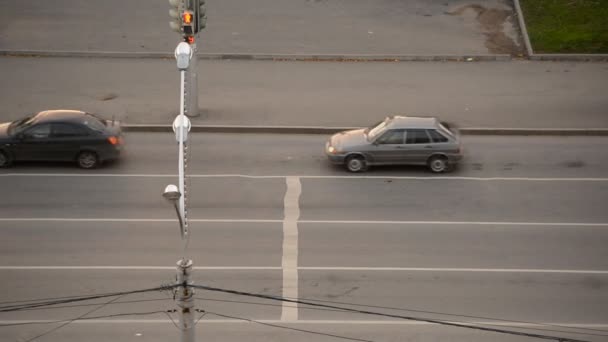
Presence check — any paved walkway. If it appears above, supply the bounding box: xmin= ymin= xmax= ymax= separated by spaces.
xmin=1 ymin=58 xmax=606 ymax=129
xmin=0 ymin=0 xmax=522 ymax=56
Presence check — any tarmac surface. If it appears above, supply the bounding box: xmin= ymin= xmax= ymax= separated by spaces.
xmin=0 ymin=0 xmax=523 ymax=56
xmin=1 ymin=57 xmax=607 ymax=129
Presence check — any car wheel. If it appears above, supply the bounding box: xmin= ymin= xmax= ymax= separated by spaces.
xmin=427 ymin=155 xmax=448 ymax=173
xmin=345 ymin=155 xmax=367 ymax=172
xmin=0 ymin=151 xmax=11 ymax=168
xmin=77 ymin=151 xmax=99 ymax=169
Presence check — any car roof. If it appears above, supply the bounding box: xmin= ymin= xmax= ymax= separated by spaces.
xmin=387 ymin=115 xmax=440 ymax=129
xmin=31 ymin=110 xmax=89 ymax=124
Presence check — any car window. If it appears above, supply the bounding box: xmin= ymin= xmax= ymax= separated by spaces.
xmin=53 ymin=123 xmax=89 ymax=137
xmin=427 ymin=129 xmax=448 ymax=143
xmin=82 ymin=113 xmax=107 ymax=132
xmin=405 ymin=129 xmax=431 ymax=144
xmin=367 ymin=118 xmax=392 ymax=141
xmin=376 ymin=129 xmax=405 ymax=144
xmin=23 ymin=124 xmax=51 ymax=139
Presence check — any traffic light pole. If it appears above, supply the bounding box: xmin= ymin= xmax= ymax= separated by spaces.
xmin=176 ymin=259 xmax=195 ymax=342
xmin=186 ymin=43 xmax=198 ymax=117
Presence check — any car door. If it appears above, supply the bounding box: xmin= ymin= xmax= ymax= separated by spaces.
xmin=51 ymin=123 xmax=93 ymax=161
xmin=369 ymin=129 xmax=405 ymax=164
xmin=403 ymin=129 xmax=434 ymax=164
xmin=13 ymin=123 xmax=55 ymax=161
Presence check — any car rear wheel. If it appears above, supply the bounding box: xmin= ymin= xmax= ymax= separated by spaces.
xmin=0 ymin=151 xmax=11 ymax=168
xmin=77 ymin=151 xmax=99 ymax=169
xmin=427 ymin=155 xmax=448 ymax=173
xmin=345 ymin=155 xmax=367 ymax=172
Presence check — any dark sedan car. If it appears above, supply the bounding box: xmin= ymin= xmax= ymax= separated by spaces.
xmin=0 ymin=110 xmax=123 ymax=169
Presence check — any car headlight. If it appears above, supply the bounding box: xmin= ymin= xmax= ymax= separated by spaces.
xmin=328 ymin=145 xmax=336 ymax=154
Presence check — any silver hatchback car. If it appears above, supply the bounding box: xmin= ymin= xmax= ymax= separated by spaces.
xmin=325 ymin=116 xmax=462 ymax=173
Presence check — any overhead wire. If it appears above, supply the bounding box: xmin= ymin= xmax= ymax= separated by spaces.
xmin=206 ymin=311 xmax=376 ymax=342
xmin=22 ymin=293 xmax=126 ymax=342
xmin=193 ymin=296 xmax=608 ymax=338
xmin=0 ymin=285 xmax=177 ymax=313
xmin=191 ymin=284 xmax=591 ymax=342
xmin=0 ymin=310 xmax=173 ymax=327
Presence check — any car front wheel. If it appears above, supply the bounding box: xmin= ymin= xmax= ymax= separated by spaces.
xmin=77 ymin=151 xmax=99 ymax=169
xmin=345 ymin=155 xmax=367 ymax=172
xmin=427 ymin=155 xmax=448 ymax=173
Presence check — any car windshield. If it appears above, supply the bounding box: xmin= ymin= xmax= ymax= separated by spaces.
xmin=366 ymin=118 xmax=391 ymax=141
xmin=82 ymin=113 xmax=107 ymax=132
xmin=7 ymin=116 xmax=35 ymax=135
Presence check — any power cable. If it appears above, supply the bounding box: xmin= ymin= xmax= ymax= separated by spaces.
xmin=11 ymin=298 xmax=172 ymax=312
xmin=0 ymin=285 xmax=177 ymax=313
xmin=207 ymin=311 xmax=375 ymax=342
xmin=191 ymin=284 xmax=590 ymax=342
xmin=193 ymin=297 xmax=608 ymax=338
xmin=281 ymin=296 xmax=608 ymax=334
xmin=0 ymin=310 xmax=172 ymax=327
xmin=22 ymin=293 xmax=125 ymax=342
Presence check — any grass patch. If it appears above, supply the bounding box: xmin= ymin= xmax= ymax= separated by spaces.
xmin=519 ymin=0 xmax=608 ymax=53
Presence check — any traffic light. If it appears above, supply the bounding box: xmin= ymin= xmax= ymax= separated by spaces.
xmin=194 ymin=0 xmax=207 ymax=34
xmin=168 ymin=0 xmax=184 ymax=32
xmin=182 ymin=10 xmax=194 ymax=35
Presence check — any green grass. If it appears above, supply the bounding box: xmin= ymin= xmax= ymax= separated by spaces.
xmin=519 ymin=0 xmax=608 ymax=53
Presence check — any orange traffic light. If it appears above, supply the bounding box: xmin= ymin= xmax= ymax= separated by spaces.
xmin=182 ymin=11 xmax=193 ymax=24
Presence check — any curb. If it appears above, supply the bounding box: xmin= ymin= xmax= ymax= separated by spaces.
xmin=122 ymin=125 xmax=608 ymax=136
xmin=0 ymin=50 xmax=511 ymax=62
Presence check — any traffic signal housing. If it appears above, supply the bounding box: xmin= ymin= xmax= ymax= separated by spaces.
xmin=194 ymin=0 xmax=207 ymax=34
xmin=182 ymin=10 xmax=194 ymax=35
xmin=168 ymin=0 xmax=184 ymax=32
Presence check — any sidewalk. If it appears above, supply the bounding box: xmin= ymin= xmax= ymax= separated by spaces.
xmin=0 ymin=0 xmax=522 ymax=56
xmin=0 ymin=57 xmax=606 ymax=130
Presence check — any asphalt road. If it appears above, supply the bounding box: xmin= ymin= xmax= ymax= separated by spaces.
xmin=1 ymin=58 xmax=607 ymax=129
xmin=0 ymin=0 xmax=521 ymax=55
xmin=1 ymin=133 xmax=607 ymax=342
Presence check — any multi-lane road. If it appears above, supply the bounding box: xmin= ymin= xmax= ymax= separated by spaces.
xmin=1 ymin=133 xmax=607 ymax=342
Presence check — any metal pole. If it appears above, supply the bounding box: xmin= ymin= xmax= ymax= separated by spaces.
xmin=179 ymin=70 xmax=187 ymax=240
xmin=176 ymin=259 xmax=195 ymax=342
xmin=186 ymin=43 xmax=199 ymax=117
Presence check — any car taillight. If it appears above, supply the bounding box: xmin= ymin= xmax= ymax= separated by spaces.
xmin=107 ymin=136 xmax=119 ymax=145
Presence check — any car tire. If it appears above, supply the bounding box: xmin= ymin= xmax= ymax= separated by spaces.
xmin=427 ymin=155 xmax=448 ymax=173
xmin=0 ymin=150 xmax=11 ymax=168
xmin=77 ymin=151 xmax=99 ymax=169
xmin=345 ymin=155 xmax=367 ymax=173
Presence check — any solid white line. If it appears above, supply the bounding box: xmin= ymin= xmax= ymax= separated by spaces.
xmin=0 ymin=266 xmax=605 ymax=274
xmin=1 ymin=218 xmax=606 ymax=227
xmin=281 ymin=176 xmax=301 ymax=321
xmin=1 ymin=319 xmax=607 ymax=327
xmin=299 ymin=267 xmax=608 ymax=274
xmin=1 ymin=173 xmax=607 ymax=181
xmin=0 ymin=266 xmax=282 ymax=270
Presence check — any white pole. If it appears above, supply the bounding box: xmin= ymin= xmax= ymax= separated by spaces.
xmin=176 ymin=259 xmax=195 ymax=342
xmin=178 ymin=70 xmax=188 ymax=241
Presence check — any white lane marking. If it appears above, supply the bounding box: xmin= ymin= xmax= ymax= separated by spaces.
xmin=1 ymin=218 xmax=607 ymax=227
xmin=299 ymin=267 xmax=608 ymax=274
xmin=1 ymin=173 xmax=607 ymax=181
xmin=0 ymin=266 xmax=281 ymax=270
xmin=281 ymin=176 xmax=301 ymax=321
xmin=0 ymin=218 xmax=283 ymax=223
xmin=0 ymin=266 xmax=605 ymax=274
xmin=1 ymin=320 xmax=607 ymax=327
